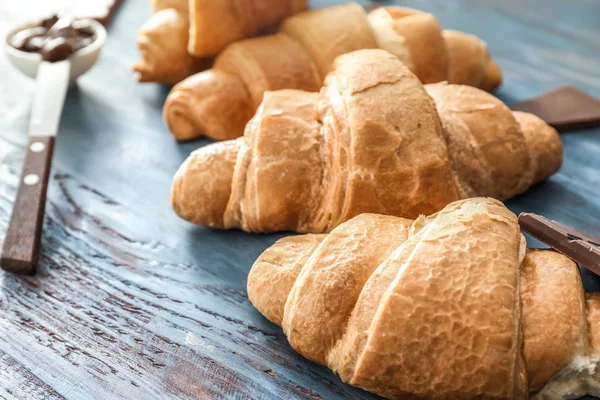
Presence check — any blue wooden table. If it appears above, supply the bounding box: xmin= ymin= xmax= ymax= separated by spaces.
xmin=1 ymin=0 xmax=599 ymax=398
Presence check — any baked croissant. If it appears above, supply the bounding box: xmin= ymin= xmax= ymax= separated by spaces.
xmin=133 ymin=0 xmax=208 ymax=84
xmin=248 ymin=197 xmax=600 ymax=399
xmin=164 ymin=3 xmax=503 ymax=141
xmin=170 ymin=49 xmax=562 ymax=233
xmin=188 ymin=0 xmax=308 ymax=57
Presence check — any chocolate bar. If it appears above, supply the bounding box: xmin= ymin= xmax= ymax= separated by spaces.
xmin=519 ymin=213 xmax=600 ymax=276
xmin=510 ymin=86 xmax=600 ymax=132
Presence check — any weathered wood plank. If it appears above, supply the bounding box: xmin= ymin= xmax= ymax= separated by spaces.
xmin=0 ymin=349 xmax=64 ymax=400
xmin=1 ymin=135 xmax=376 ymax=399
xmin=1 ymin=0 xmax=600 ymax=399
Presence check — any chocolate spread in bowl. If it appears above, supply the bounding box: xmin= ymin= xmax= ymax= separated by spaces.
xmin=9 ymin=15 xmax=97 ymax=62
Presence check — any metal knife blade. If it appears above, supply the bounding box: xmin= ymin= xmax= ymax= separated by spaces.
xmin=29 ymin=60 xmax=71 ymax=137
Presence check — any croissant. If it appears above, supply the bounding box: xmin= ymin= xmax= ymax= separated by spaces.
xmin=170 ymin=49 xmax=562 ymax=233
xmin=188 ymin=0 xmax=307 ymax=57
xmin=164 ymin=3 xmax=503 ymax=141
xmin=133 ymin=0 xmax=209 ymax=84
xmin=247 ymin=197 xmax=600 ymax=399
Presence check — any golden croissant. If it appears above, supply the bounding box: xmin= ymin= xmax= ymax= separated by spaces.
xmin=133 ymin=0 xmax=306 ymax=84
xmin=248 ymin=197 xmax=600 ymax=399
xmin=188 ymin=0 xmax=307 ymax=58
xmin=164 ymin=3 xmax=503 ymax=140
xmin=170 ymin=49 xmax=562 ymax=233
xmin=133 ymin=0 xmax=208 ymax=84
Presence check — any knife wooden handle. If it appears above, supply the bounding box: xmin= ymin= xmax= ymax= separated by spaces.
xmin=1 ymin=136 xmax=55 ymax=275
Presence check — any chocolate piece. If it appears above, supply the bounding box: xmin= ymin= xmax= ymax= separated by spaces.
xmin=519 ymin=213 xmax=600 ymax=276
xmin=25 ymin=36 xmax=48 ymax=53
xmin=510 ymin=86 xmax=600 ymax=132
xmin=41 ymin=15 xmax=59 ymax=29
xmin=9 ymin=27 xmax=48 ymax=51
xmin=10 ymin=15 xmax=98 ymax=62
xmin=550 ymin=220 xmax=600 ymax=247
xmin=40 ymin=37 xmax=74 ymax=62
xmin=48 ymin=18 xmax=78 ymax=39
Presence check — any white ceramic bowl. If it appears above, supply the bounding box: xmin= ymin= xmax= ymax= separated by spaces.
xmin=4 ymin=18 xmax=107 ymax=81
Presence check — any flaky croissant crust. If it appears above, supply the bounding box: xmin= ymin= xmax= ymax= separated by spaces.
xmin=164 ymin=3 xmax=504 ymax=141
xmin=134 ymin=6 xmax=209 ymax=85
xmin=134 ymin=0 xmax=306 ymax=84
xmin=248 ymin=198 xmax=600 ymax=399
xmin=171 ymin=49 xmax=562 ymax=234
xmin=188 ymin=0 xmax=308 ymax=57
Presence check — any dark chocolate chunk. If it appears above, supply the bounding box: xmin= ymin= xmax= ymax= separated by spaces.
xmin=40 ymin=15 xmax=59 ymax=29
xmin=510 ymin=86 xmax=600 ymax=132
xmin=10 ymin=15 xmax=98 ymax=62
xmin=9 ymin=27 xmax=48 ymax=52
xmin=40 ymin=37 xmax=74 ymax=62
xmin=550 ymin=220 xmax=600 ymax=247
xmin=519 ymin=213 xmax=600 ymax=276
xmin=24 ymin=36 xmax=48 ymax=53
xmin=48 ymin=18 xmax=77 ymax=39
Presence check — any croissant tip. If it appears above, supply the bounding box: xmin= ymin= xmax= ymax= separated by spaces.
xmin=132 ymin=61 xmax=154 ymax=83
xmin=481 ymin=60 xmax=503 ymax=92
xmin=170 ymin=156 xmax=208 ymax=225
xmin=163 ymin=94 xmax=204 ymax=141
xmin=170 ymin=166 xmax=186 ymax=219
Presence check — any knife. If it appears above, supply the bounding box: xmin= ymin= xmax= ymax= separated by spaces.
xmin=1 ymin=60 xmax=71 ymax=274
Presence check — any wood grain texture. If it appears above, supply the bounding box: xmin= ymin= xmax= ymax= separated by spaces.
xmin=1 ymin=0 xmax=600 ymax=399
xmin=2 ymin=135 xmax=55 ymax=274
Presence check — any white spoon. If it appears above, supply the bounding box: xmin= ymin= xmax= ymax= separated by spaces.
xmin=1 ymin=18 xmax=107 ymax=274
